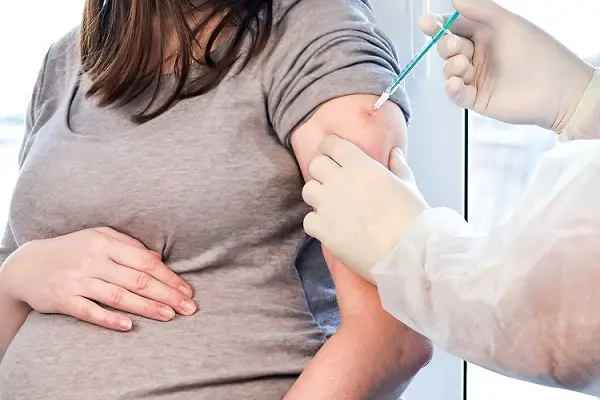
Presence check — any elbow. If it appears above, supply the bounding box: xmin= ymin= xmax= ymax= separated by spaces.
xmin=513 ymin=333 xmax=597 ymax=392
xmin=377 ymin=330 xmax=433 ymax=398
xmin=401 ymin=331 xmax=434 ymax=376
xmin=538 ymin=319 xmax=600 ymax=391
xmin=544 ymin=347 xmax=597 ymax=392
xmin=346 ymin=316 xmax=434 ymax=383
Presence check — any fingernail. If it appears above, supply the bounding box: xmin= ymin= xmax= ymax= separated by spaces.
xmin=159 ymin=306 xmax=175 ymax=320
xmin=454 ymin=91 xmax=464 ymax=104
xmin=181 ymin=300 xmax=197 ymax=315
xmin=394 ymin=148 xmax=405 ymax=158
xmin=119 ymin=319 xmax=132 ymax=330
xmin=179 ymin=285 xmax=193 ymax=298
xmin=448 ymin=36 xmax=459 ymax=51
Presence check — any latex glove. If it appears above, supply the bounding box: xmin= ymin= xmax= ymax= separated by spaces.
xmin=422 ymin=0 xmax=595 ymax=132
xmin=302 ymin=135 xmax=429 ymax=283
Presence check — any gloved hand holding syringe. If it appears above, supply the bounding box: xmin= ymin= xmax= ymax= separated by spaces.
xmin=371 ymin=10 xmax=461 ymax=113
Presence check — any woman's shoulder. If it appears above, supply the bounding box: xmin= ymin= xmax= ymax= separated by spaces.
xmin=272 ymin=0 xmax=376 ymax=28
xmin=28 ymin=27 xmax=81 ymax=120
xmin=43 ymin=27 xmax=81 ymax=86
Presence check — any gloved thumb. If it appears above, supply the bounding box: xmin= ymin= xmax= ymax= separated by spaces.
xmin=389 ymin=148 xmax=415 ymax=182
xmin=451 ymin=0 xmax=505 ymax=25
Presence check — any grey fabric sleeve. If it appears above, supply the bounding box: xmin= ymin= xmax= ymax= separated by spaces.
xmin=18 ymin=51 xmax=50 ymax=167
xmin=263 ymin=0 xmax=411 ymax=147
xmin=0 ymin=51 xmax=49 ymax=267
xmin=0 ymin=224 xmax=18 ymax=267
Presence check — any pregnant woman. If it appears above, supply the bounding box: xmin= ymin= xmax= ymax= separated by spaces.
xmin=0 ymin=0 xmax=432 ymax=398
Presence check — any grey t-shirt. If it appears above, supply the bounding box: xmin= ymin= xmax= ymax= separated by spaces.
xmin=0 ymin=0 xmax=409 ymax=398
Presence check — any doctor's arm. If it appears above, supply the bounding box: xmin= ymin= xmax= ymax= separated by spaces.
xmin=302 ymin=129 xmax=600 ymax=395
xmin=284 ymin=95 xmax=432 ymax=399
xmin=392 ymin=73 xmax=600 ymax=390
xmin=368 ymin=139 xmax=600 ymax=394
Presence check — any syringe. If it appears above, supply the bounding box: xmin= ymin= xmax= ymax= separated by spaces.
xmin=371 ymin=10 xmax=461 ymax=112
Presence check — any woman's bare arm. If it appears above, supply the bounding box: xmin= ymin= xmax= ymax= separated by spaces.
xmin=0 ymin=262 xmax=30 ymax=362
xmin=284 ymin=94 xmax=432 ymax=399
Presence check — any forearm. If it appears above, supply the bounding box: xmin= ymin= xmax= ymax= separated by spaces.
xmin=288 ymin=94 xmax=426 ymax=397
xmin=286 ymin=254 xmax=431 ymax=400
xmin=561 ymin=69 xmax=600 ymax=140
xmin=286 ymin=320 xmax=429 ymax=400
xmin=0 ymin=265 xmax=30 ymax=361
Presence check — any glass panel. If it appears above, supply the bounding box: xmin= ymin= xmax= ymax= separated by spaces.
xmin=0 ymin=1 xmax=84 ymax=227
xmin=467 ymin=1 xmax=600 ymax=399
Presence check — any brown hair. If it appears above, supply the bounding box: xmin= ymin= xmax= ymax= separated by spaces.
xmin=80 ymin=0 xmax=273 ymax=123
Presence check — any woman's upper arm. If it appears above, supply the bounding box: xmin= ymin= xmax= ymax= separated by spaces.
xmin=18 ymin=46 xmax=51 ymax=167
xmin=262 ymin=0 xmax=411 ymax=148
xmin=261 ymin=0 xmax=411 ymax=318
xmin=290 ymin=95 xmax=408 ymax=320
xmin=1 ymin=47 xmax=50 ymax=267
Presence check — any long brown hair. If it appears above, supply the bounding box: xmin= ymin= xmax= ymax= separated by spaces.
xmin=80 ymin=0 xmax=273 ymax=123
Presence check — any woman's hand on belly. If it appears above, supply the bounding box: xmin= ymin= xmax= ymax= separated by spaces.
xmin=1 ymin=227 xmax=196 ymax=331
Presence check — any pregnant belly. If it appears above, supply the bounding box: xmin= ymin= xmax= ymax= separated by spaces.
xmin=0 ymin=295 xmax=324 ymax=400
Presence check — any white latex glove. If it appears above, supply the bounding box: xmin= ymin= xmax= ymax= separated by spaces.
xmin=423 ymin=0 xmax=595 ymax=132
xmin=302 ymin=135 xmax=429 ymax=283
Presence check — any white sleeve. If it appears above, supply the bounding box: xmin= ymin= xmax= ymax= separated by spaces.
xmin=372 ymin=139 xmax=600 ymax=395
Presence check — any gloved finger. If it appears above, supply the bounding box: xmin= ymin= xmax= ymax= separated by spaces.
xmin=320 ymin=135 xmax=363 ymax=167
xmin=443 ymin=54 xmax=475 ymax=85
xmin=445 ymin=76 xmax=477 ymax=109
xmin=436 ymin=34 xmax=474 ymax=62
xmin=303 ymin=211 xmax=325 ymax=240
xmin=419 ymin=13 xmax=477 ymax=39
xmin=437 ymin=33 xmax=474 ymax=61
xmin=307 ymin=155 xmax=340 ymax=184
xmin=302 ymin=180 xmax=324 ymax=210
xmin=389 ymin=148 xmax=415 ymax=182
